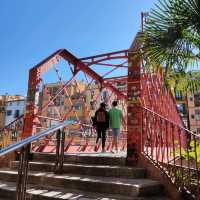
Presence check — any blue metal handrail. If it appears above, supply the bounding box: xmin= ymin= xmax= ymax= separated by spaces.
xmin=0 ymin=120 xmax=75 ymax=157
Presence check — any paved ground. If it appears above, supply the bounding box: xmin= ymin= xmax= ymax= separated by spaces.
xmin=65 ymin=151 xmax=127 ymax=157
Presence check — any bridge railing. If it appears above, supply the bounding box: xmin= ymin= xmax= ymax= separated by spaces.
xmin=32 ymin=124 xmax=127 ymax=153
xmin=0 ymin=115 xmax=24 ymax=148
xmin=141 ymin=106 xmax=200 ymax=199
xmin=0 ymin=109 xmax=127 ymax=154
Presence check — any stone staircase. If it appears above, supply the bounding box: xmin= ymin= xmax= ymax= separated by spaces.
xmin=0 ymin=152 xmax=172 ymax=200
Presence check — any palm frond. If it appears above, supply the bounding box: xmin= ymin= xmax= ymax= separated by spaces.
xmin=142 ymin=0 xmax=200 ymax=70
xmin=165 ymin=70 xmax=200 ymax=95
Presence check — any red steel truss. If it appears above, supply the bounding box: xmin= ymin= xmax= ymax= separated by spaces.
xmin=22 ymin=49 xmax=128 ymax=138
xmin=19 ymin=36 xmax=186 ymax=156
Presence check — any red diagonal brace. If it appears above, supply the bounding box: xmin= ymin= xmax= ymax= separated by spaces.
xmin=23 ymin=49 xmax=127 ymax=138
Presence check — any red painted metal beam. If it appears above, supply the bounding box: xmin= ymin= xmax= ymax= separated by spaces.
xmin=85 ymin=56 xmax=128 ymax=66
xmin=104 ymin=76 xmax=127 ymax=83
xmin=83 ymin=62 xmax=128 ymax=68
xmin=79 ymin=49 xmax=128 ymax=61
xmin=30 ymin=48 xmax=127 ymax=100
xmin=23 ymin=49 xmax=127 ymax=138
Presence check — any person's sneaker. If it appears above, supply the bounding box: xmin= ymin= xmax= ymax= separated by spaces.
xmin=94 ymin=145 xmax=98 ymax=152
xmin=101 ymin=148 xmax=106 ymax=153
xmin=110 ymin=150 xmax=115 ymax=153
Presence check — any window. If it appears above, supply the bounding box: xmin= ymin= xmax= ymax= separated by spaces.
xmin=53 ymin=96 xmax=64 ymax=106
xmin=9 ymin=102 xmax=12 ymax=106
xmin=191 ymin=114 xmax=195 ymax=119
xmin=69 ymin=116 xmax=76 ymax=121
xmin=177 ymin=104 xmax=186 ymax=115
xmin=117 ymin=82 xmax=126 ymax=92
xmin=71 ymin=93 xmax=81 ymax=100
xmin=102 ymin=90 xmax=109 ymax=101
xmin=47 ymin=108 xmax=58 ymax=118
xmin=194 ymin=93 xmax=200 ymax=107
xmin=14 ymin=110 xmax=20 ymax=118
xmin=0 ymin=107 xmax=5 ymax=113
xmin=64 ymin=106 xmax=69 ymax=111
xmin=189 ymin=96 xmax=193 ymax=101
xmin=195 ymin=109 xmax=200 ymax=120
xmin=118 ymin=87 xmax=126 ymax=92
xmin=48 ymin=87 xmax=60 ymax=96
xmin=90 ymin=101 xmax=95 ymax=110
xmin=83 ymin=95 xmax=86 ymax=103
xmin=74 ymin=103 xmax=82 ymax=110
xmin=175 ymin=91 xmax=183 ymax=101
xmin=197 ymin=128 xmax=200 ymax=134
xmin=7 ymin=110 xmax=12 ymax=116
xmin=103 ymin=91 xmax=108 ymax=99
xmin=91 ymin=91 xmax=95 ymax=99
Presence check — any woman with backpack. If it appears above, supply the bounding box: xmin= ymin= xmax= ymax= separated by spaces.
xmin=93 ymin=103 xmax=109 ymax=153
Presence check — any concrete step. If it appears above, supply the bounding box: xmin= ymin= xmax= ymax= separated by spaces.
xmin=0 ymin=180 xmax=172 ymax=200
xmin=0 ymin=169 xmax=163 ymax=197
xmin=11 ymin=161 xmax=146 ymax=179
xmin=31 ymin=152 xmax=126 ymax=166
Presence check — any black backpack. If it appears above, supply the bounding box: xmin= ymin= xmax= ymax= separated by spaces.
xmin=96 ymin=111 xmax=106 ymax=123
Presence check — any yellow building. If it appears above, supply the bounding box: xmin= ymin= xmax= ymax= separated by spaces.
xmin=39 ymin=81 xmax=96 ymax=127
xmin=0 ymin=96 xmax=6 ymax=129
xmin=187 ymin=92 xmax=200 ymax=133
xmin=174 ymin=90 xmax=200 ymax=133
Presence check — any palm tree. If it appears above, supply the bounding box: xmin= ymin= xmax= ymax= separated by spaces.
xmin=143 ymin=0 xmax=200 ymax=73
xmin=142 ymin=0 xmax=200 ymax=98
xmin=165 ymin=69 xmax=200 ymax=94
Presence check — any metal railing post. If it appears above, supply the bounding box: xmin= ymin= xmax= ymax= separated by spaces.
xmin=16 ymin=143 xmax=30 ymax=200
xmin=55 ymin=129 xmax=61 ymax=173
xmin=54 ymin=129 xmax=65 ymax=174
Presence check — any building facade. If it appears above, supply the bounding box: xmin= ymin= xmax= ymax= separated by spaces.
xmin=0 ymin=95 xmax=25 ymax=129
xmin=187 ymin=92 xmax=200 ymax=133
xmin=5 ymin=99 xmax=26 ymax=126
xmin=0 ymin=96 xmax=7 ymax=129
xmin=38 ymin=78 xmax=127 ymax=128
xmin=174 ymin=91 xmax=188 ymax=128
xmin=174 ymin=90 xmax=200 ymax=133
xmin=39 ymin=81 xmax=92 ymax=127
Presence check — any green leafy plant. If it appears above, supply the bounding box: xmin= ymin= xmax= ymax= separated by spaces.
xmin=182 ymin=139 xmax=200 ymax=162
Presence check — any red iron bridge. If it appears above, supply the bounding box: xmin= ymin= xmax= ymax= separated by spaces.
xmin=0 ymin=33 xmax=199 ymax=199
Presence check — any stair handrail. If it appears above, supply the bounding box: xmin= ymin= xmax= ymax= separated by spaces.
xmin=0 ymin=114 xmax=24 ymax=132
xmin=0 ymin=119 xmax=76 ymax=200
xmin=0 ymin=119 xmax=75 ymax=157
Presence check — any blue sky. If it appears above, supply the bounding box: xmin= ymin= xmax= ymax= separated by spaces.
xmin=0 ymin=0 xmax=157 ymax=95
